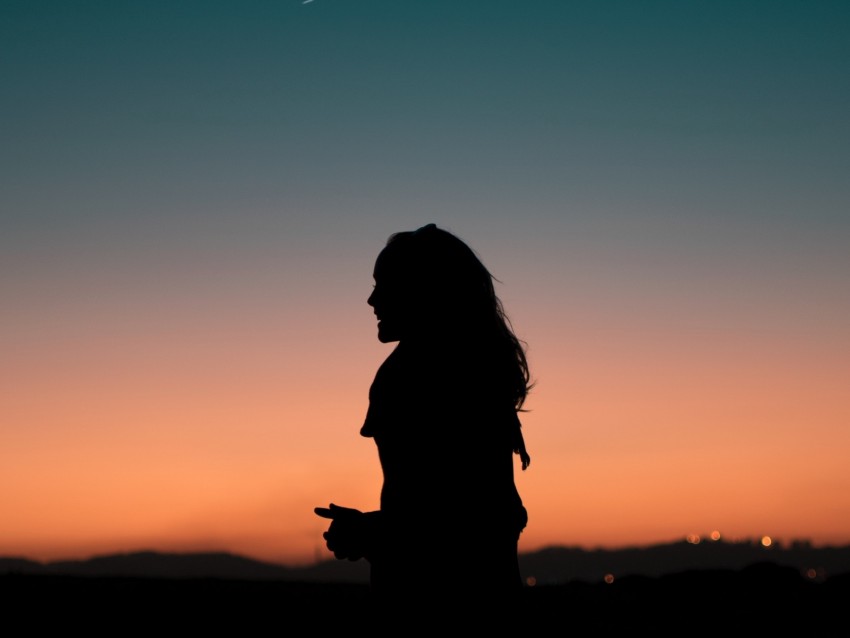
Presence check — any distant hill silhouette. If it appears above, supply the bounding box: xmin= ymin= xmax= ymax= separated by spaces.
xmin=0 ymin=550 xmax=369 ymax=582
xmin=2 ymin=538 xmax=849 ymax=584
xmin=3 ymin=542 xmax=848 ymax=633
xmin=519 ymin=538 xmax=850 ymax=584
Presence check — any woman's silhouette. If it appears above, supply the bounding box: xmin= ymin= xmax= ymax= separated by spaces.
xmin=316 ymin=224 xmax=532 ymax=606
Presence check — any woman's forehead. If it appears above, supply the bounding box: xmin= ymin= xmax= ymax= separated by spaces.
xmin=374 ymin=240 xmax=435 ymax=283
xmin=374 ymin=246 xmax=406 ymax=276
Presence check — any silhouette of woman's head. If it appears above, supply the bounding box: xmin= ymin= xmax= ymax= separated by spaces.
xmin=367 ymin=224 xmax=532 ymax=408
xmin=367 ymin=224 xmax=490 ymax=342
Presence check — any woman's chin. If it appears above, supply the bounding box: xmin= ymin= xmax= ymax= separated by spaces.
xmin=377 ymin=323 xmax=401 ymax=343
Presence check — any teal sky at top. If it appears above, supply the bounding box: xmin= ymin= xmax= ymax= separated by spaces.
xmin=2 ymin=1 xmax=849 ymax=302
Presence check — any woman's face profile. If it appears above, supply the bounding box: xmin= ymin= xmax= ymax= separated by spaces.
xmin=367 ymin=249 xmax=413 ymax=343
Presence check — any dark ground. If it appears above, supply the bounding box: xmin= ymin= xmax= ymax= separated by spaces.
xmin=4 ymin=562 xmax=846 ymax=634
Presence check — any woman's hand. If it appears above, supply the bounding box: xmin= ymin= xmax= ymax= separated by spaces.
xmin=314 ymin=503 xmax=380 ymax=561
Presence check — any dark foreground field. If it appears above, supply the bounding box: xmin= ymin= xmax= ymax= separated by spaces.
xmin=4 ymin=562 xmax=846 ymax=634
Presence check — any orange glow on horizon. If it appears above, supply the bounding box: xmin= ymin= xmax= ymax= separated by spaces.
xmin=2 ymin=241 xmax=849 ymax=566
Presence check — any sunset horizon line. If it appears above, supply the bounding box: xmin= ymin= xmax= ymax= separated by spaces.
xmin=5 ymin=532 xmax=846 ymax=568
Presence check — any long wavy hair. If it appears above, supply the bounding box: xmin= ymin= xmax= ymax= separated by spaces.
xmin=380 ymin=223 xmax=533 ymax=412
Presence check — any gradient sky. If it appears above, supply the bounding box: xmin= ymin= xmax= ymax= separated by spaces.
xmin=2 ymin=1 xmax=849 ymax=566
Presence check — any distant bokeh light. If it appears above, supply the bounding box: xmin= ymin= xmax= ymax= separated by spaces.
xmin=710 ymin=530 xmax=721 ymax=541
xmin=761 ymin=536 xmax=773 ymax=547
xmin=686 ymin=534 xmax=701 ymax=544
xmin=604 ymin=573 xmax=615 ymax=584
xmin=525 ymin=576 xmax=537 ymax=587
